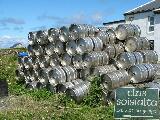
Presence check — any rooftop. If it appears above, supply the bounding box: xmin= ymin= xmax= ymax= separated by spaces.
xmin=124 ymin=0 xmax=160 ymax=15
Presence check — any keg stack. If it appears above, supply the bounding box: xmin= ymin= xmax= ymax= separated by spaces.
xmin=16 ymin=23 xmax=160 ymax=103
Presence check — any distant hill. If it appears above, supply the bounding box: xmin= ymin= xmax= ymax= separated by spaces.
xmin=10 ymin=43 xmax=24 ymax=48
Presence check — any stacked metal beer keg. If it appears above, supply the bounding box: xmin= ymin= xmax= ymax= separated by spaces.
xmin=16 ymin=23 xmax=160 ymax=103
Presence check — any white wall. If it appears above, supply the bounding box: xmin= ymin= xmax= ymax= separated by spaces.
xmin=154 ymin=14 xmax=160 ymax=61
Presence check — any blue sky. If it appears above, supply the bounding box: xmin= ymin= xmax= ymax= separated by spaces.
xmin=0 ymin=0 xmax=150 ymax=48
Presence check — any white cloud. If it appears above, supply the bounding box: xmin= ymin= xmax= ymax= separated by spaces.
xmin=0 ymin=35 xmax=28 ymax=48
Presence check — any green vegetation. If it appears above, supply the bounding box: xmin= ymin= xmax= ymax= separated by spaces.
xmin=0 ymin=48 xmax=114 ymax=120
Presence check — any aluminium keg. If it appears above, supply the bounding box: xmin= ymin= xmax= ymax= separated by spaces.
xmin=27 ymin=45 xmax=35 ymax=56
xmin=62 ymin=66 xmax=77 ymax=82
xmin=28 ymin=31 xmax=37 ymax=45
xmin=54 ymin=40 xmax=65 ymax=55
xmin=66 ymin=81 xmax=90 ymax=103
xmin=59 ymin=26 xmax=70 ymax=42
xmin=48 ymin=28 xmax=59 ymax=42
xmin=106 ymin=28 xmax=116 ymax=44
xmin=78 ymin=68 xmax=91 ymax=79
xmin=154 ymin=69 xmax=160 ymax=80
xmin=38 ymin=68 xmax=51 ymax=86
xmin=45 ymin=43 xmax=55 ymax=56
xmin=125 ymin=37 xmax=150 ymax=52
xmin=23 ymin=57 xmax=33 ymax=69
xmin=96 ymin=31 xmax=110 ymax=45
xmin=66 ymin=40 xmax=77 ymax=55
xmin=90 ymin=37 xmax=103 ymax=51
xmin=115 ymin=24 xmax=137 ymax=40
xmin=38 ymin=55 xmax=50 ymax=68
xmin=56 ymin=79 xmax=84 ymax=93
xmin=30 ymin=69 xmax=38 ymax=81
xmin=92 ymin=65 xmax=117 ymax=76
xmin=101 ymin=70 xmax=130 ymax=90
xmin=145 ymin=82 xmax=160 ymax=91
xmin=77 ymin=37 xmax=94 ymax=55
xmin=69 ymin=24 xmax=88 ymax=40
xmin=140 ymin=50 xmax=158 ymax=64
xmin=48 ymin=66 xmax=66 ymax=86
xmin=115 ymin=52 xmax=143 ymax=69
xmin=36 ymin=30 xmax=48 ymax=45
xmin=49 ymin=55 xmax=60 ymax=67
xmin=128 ymin=64 xmax=156 ymax=83
xmin=87 ymin=24 xmax=99 ymax=37
xmin=104 ymin=44 xmax=116 ymax=59
xmin=32 ymin=45 xmax=45 ymax=56
xmin=60 ymin=53 xmax=72 ymax=66
xmin=72 ymin=55 xmax=84 ymax=69
xmin=83 ymin=51 xmax=109 ymax=68
xmin=26 ymin=81 xmax=43 ymax=90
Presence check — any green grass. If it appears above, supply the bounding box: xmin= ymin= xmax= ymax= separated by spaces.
xmin=0 ymin=48 xmax=114 ymax=120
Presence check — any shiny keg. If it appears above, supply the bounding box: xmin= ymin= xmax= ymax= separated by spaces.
xmin=59 ymin=26 xmax=70 ymax=42
xmin=88 ymin=25 xmax=99 ymax=37
xmin=78 ymin=68 xmax=91 ymax=79
xmin=56 ymin=79 xmax=84 ymax=93
xmin=72 ymin=55 xmax=84 ymax=69
xmin=60 ymin=53 xmax=72 ymax=66
xmin=154 ymin=69 xmax=160 ymax=79
xmin=90 ymin=37 xmax=103 ymax=51
xmin=38 ymin=68 xmax=51 ymax=86
xmin=125 ymin=37 xmax=150 ymax=52
xmin=128 ymin=64 xmax=156 ymax=83
xmin=104 ymin=44 xmax=116 ymax=59
xmin=23 ymin=57 xmax=33 ymax=69
xmin=49 ymin=54 xmax=60 ymax=67
xmin=54 ymin=40 xmax=65 ymax=54
xmin=116 ymin=52 xmax=143 ymax=69
xmin=96 ymin=31 xmax=110 ymax=45
xmin=114 ymin=42 xmax=125 ymax=57
xmin=15 ymin=69 xmax=25 ymax=82
xmin=101 ymin=70 xmax=130 ymax=90
xmin=77 ymin=37 xmax=94 ymax=55
xmin=66 ymin=40 xmax=77 ymax=55
xmin=28 ymin=31 xmax=37 ymax=45
xmin=32 ymin=57 xmax=40 ymax=70
xmin=66 ymin=81 xmax=90 ymax=103
xmin=62 ymin=66 xmax=77 ymax=82
xmin=36 ymin=30 xmax=49 ymax=45
xmin=115 ymin=24 xmax=139 ymax=40
xmin=30 ymin=69 xmax=38 ymax=81
xmin=38 ymin=55 xmax=50 ymax=68
xmin=48 ymin=28 xmax=59 ymax=43
xmin=48 ymin=66 xmax=66 ymax=86
xmin=69 ymin=24 xmax=88 ymax=40
xmin=45 ymin=43 xmax=55 ymax=56
xmin=107 ymin=28 xmax=116 ymax=44
xmin=92 ymin=65 xmax=117 ymax=76
xmin=27 ymin=45 xmax=35 ymax=56
xmin=83 ymin=51 xmax=109 ymax=68
xmin=133 ymin=52 xmax=144 ymax=64
xmin=140 ymin=50 xmax=158 ymax=64
xmin=26 ymin=81 xmax=43 ymax=90
xmin=32 ymin=45 xmax=45 ymax=56
xmin=145 ymin=82 xmax=160 ymax=90
xmin=143 ymin=64 xmax=157 ymax=80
